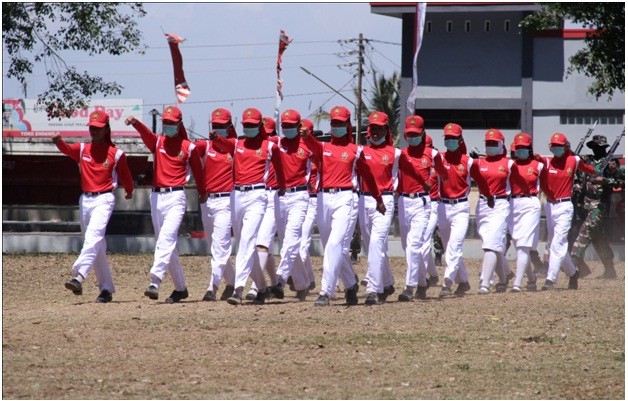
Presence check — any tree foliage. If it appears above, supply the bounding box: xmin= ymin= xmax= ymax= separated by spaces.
xmin=368 ymin=71 xmax=400 ymax=145
xmin=3 ymin=2 xmax=146 ymax=118
xmin=520 ymin=3 xmax=624 ymax=99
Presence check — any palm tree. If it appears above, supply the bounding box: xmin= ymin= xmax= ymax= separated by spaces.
xmin=311 ymin=108 xmax=330 ymax=131
xmin=369 ymin=71 xmax=400 ymax=145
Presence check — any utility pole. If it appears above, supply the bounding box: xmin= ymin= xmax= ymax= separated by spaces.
xmin=356 ymin=33 xmax=365 ymax=144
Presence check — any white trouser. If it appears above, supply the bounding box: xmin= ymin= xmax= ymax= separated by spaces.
xmin=249 ymin=189 xmax=278 ymax=292
xmin=297 ymin=196 xmax=318 ymax=285
xmin=73 ymin=192 xmax=116 ymax=293
xmin=317 ymin=190 xmax=358 ymax=297
xmin=149 ymin=190 xmax=187 ymax=291
xmin=398 ymin=195 xmax=430 ymax=288
xmin=545 ymin=201 xmax=577 ymax=283
xmin=200 ymin=195 xmax=233 ymax=290
xmin=359 ymin=194 xmax=395 ymax=294
xmin=438 ymin=201 xmax=470 ymax=286
xmin=275 ymin=190 xmax=310 ymax=289
xmin=231 ymin=188 xmax=268 ymax=290
xmin=422 ymin=200 xmax=440 ymax=278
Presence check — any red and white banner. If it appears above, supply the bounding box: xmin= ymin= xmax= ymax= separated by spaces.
xmin=2 ymin=99 xmax=143 ymax=138
xmin=406 ymin=3 xmax=427 ymax=114
xmin=274 ymin=30 xmax=292 ymax=120
xmin=165 ymin=33 xmax=191 ymax=104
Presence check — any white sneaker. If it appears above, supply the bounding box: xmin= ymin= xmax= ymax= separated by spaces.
xmin=511 ymin=286 xmax=521 ymax=293
xmin=478 ymin=286 xmax=490 ymax=295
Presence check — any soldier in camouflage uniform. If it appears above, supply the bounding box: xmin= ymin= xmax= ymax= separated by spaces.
xmin=570 ymin=135 xmax=625 ymax=279
xmin=433 ymin=227 xmax=444 ymax=266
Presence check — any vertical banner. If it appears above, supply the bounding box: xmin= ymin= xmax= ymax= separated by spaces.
xmin=406 ymin=3 xmax=427 ymax=114
xmin=274 ymin=30 xmax=293 ymax=121
xmin=165 ymin=33 xmax=191 ymax=104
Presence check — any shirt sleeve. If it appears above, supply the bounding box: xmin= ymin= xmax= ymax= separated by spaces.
xmin=356 ymin=153 xmax=382 ymax=203
xmin=131 ymin=120 xmax=158 ymax=153
xmin=188 ymin=143 xmax=207 ymax=196
xmin=116 ymin=152 xmax=134 ymax=195
xmin=270 ymin=143 xmax=286 ymax=189
xmin=469 ymin=159 xmax=492 ymax=197
xmin=211 ymin=135 xmax=235 ymax=155
xmin=54 ymin=140 xmax=81 ymax=163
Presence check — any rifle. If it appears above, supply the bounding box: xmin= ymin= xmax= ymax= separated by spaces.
xmin=574 ymin=120 xmax=598 ymax=155
xmin=597 ymin=129 xmax=625 ymax=174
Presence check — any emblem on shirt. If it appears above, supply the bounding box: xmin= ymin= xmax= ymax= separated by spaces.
xmin=102 ymin=158 xmax=110 ymax=168
xmin=177 ymin=150 xmax=184 ymax=159
xmin=381 ymin=154 xmax=389 ymax=165
xmin=457 ymin=164 xmax=465 ymax=173
xmin=226 ymin=154 xmax=233 ymax=162
xmin=527 ymin=167 xmax=533 ymax=175
xmin=255 ymin=148 xmax=263 ymax=157
xmin=566 ymin=167 xmax=573 ymax=176
xmin=498 ymin=165 xmax=505 ymax=174
xmin=421 ymin=157 xmax=428 ymax=167
xmin=341 ymin=151 xmax=348 ymax=161
xmin=297 ymin=148 xmax=305 ymax=158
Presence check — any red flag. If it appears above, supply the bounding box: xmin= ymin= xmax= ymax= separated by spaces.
xmin=274 ymin=30 xmax=292 ymax=119
xmin=165 ymin=33 xmax=191 ymax=104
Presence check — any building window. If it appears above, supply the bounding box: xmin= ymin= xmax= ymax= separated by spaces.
xmin=426 ymin=21 xmax=432 ymax=33
xmin=484 ymin=20 xmax=491 ymax=32
xmin=446 ymin=20 xmax=453 ymax=32
xmin=465 ymin=20 xmax=471 ymax=32
xmin=418 ymin=109 xmax=521 ymax=129
xmin=560 ymin=110 xmax=624 ymax=125
xmin=504 ymin=20 xmax=511 ymax=32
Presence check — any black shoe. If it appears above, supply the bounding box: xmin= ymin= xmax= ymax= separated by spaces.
xmin=454 ymin=281 xmax=471 ymax=296
xmin=65 ymin=279 xmax=83 ymax=295
xmin=166 ymin=288 xmax=189 ymax=304
xmin=365 ymin=292 xmax=381 ymax=305
xmin=220 ymin=284 xmax=235 ymax=301
xmin=287 ymin=276 xmax=296 ymax=292
xmin=270 ymin=283 xmax=285 ymax=299
xmin=345 ymin=283 xmax=359 ymax=306
xmin=495 ymin=282 xmax=508 ymax=293
xmin=314 ymin=293 xmax=330 ymax=306
xmin=251 ymin=288 xmax=268 ymax=305
xmin=597 ymin=269 xmax=617 ymax=279
xmin=296 ymin=288 xmax=309 ymax=302
xmin=568 ymin=271 xmax=579 ymax=290
xmin=415 ymin=285 xmax=428 ymax=300
xmin=245 ymin=289 xmax=257 ymax=301
xmin=226 ymin=292 xmax=242 ymax=305
xmin=202 ymin=290 xmax=216 ymax=302
xmin=541 ymin=279 xmax=555 ymax=291
xmin=438 ymin=286 xmax=452 ymax=298
xmin=144 ymin=285 xmax=159 ymax=300
xmin=427 ymin=275 xmax=439 ymax=287
xmin=378 ymin=285 xmax=394 ymax=303
xmin=308 ymin=281 xmax=316 ymax=291
xmin=434 ymin=254 xmax=443 ymax=266
xmin=398 ymin=289 xmax=414 ymax=302
xmin=96 ymin=290 xmax=112 ymax=303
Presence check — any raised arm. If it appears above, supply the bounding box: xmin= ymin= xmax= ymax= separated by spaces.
xmin=51 ymin=135 xmax=81 ymax=162
xmin=124 ymin=116 xmax=157 ymax=153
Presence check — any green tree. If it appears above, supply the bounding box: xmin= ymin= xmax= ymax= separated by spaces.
xmin=520 ymin=3 xmax=624 ymax=99
xmin=311 ymin=108 xmax=330 ymax=131
xmin=3 ymin=3 xmax=146 ymax=118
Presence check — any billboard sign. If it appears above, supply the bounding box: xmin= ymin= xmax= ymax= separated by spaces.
xmin=2 ymin=99 xmax=143 ymax=138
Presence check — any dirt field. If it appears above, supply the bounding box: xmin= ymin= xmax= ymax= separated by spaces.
xmin=2 ymin=253 xmax=624 ymax=399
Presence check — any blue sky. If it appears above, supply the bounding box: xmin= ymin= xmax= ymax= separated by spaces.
xmin=2 ymin=3 xmax=405 ymax=138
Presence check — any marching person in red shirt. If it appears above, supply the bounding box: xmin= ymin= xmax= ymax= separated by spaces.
xmin=125 ymin=106 xmax=207 ymax=304
xmin=508 ymin=133 xmax=543 ymax=292
xmin=436 ymin=123 xmax=491 ymax=298
xmin=55 ymin=111 xmax=134 ymax=303
xmin=300 ymin=105 xmax=385 ymax=306
xmin=246 ymin=116 xmax=280 ymax=301
xmin=396 ymin=115 xmax=434 ymax=302
xmin=269 ymin=109 xmax=315 ymax=301
xmin=539 ymin=133 xmax=596 ymax=290
xmin=422 ymin=134 xmax=442 ymax=289
xmin=357 ymin=111 xmax=402 ymax=305
xmin=210 ymin=107 xmax=285 ymax=305
xmin=193 ymin=108 xmax=237 ymax=301
xmin=475 ymin=129 xmax=513 ymax=295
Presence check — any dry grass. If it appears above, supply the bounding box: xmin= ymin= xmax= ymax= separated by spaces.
xmin=2 ymin=253 xmax=624 ymax=399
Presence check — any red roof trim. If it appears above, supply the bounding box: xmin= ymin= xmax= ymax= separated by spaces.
xmin=534 ymin=29 xmax=596 ymax=39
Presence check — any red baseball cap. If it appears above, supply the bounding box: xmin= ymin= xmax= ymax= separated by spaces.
xmin=301 ymin=118 xmax=314 ymax=134
xmin=162 ymin=106 xmax=182 ymax=122
xmin=513 ymin=133 xmax=532 ymax=147
xmin=510 ymin=141 xmax=516 ymax=152
xmin=87 ymin=110 xmax=109 ymax=127
xmin=444 ymin=123 xmax=462 ymax=137
xmin=404 ymin=115 xmax=424 ymax=134
xmin=425 ymin=134 xmax=433 ymax=148
xmin=484 ymin=128 xmax=504 ymax=141
xmin=368 ymin=111 xmax=389 ymax=126
xmin=550 ymin=132 xmax=568 ymax=146
xmin=262 ymin=117 xmax=276 ymax=134
xmin=242 ymin=107 xmax=262 ymax=124
xmin=330 ymin=106 xmax=351 ymax=123
xmin=211 ymin=108 xmax=232 ymax=124
xmin=281 ymin=109 xmax=301 ymax=124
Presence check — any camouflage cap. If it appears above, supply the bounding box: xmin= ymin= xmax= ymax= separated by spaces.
xmin=587 ymin=134 xmax=610 ymax=149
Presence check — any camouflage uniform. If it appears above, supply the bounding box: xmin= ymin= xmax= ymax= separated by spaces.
xmin=433 ymin=226 xmax=444 ymax=265
xmin=570 ymin=135 xmax=625 ymax=278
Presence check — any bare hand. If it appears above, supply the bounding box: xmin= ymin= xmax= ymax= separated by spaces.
xmin=277 ymin=188 xmax=286 ymax=197
xmin=376 ymin=201 xmax=386 ymax=215
xmin=486 ymin=195 xmax=495 ymax=208
xmin=51 ymin=134 xmax=61 ymax=144
xmin=124 ymin=116 xmax=138 ymax=126
xmin=199 ymin=193 xmax=208 ymax=203
xmin=594 ymin=176 xmax=605 ymax=184
xmin=125 ymin=192 xmax=133 ymax=200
